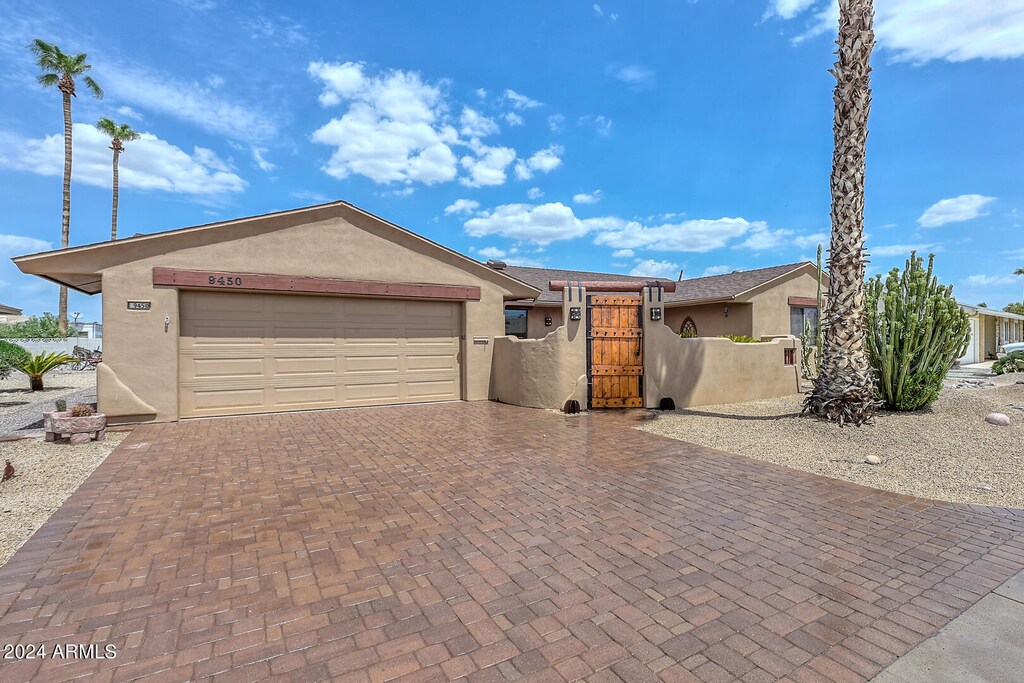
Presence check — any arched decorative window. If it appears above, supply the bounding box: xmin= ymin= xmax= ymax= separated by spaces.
xmin=679 ymin=317 xmax=698 ymax=338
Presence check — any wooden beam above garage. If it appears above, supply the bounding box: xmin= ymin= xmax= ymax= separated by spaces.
xmin=152 ymin=267 xmax=481 ymax=301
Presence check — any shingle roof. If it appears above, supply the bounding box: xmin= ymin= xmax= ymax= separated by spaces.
xmin=497 ymin=261 xmax=815 ymax=305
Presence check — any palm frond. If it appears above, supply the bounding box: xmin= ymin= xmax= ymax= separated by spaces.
xmin=83 ymin=75 xmax=103 ymax=99
xmin=36 ymin=73 xmax=60 ymax=88
xmin=95 ymin=117 xmax=118 ymax=136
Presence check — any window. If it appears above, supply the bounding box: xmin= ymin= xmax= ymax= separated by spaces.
xmin=790 ymin=307 xmax=819 ymax=340
xmin=504 ymin=309 xmax=527 ymax=339
xmin=679 ymin=317 xmax=698 ymax=338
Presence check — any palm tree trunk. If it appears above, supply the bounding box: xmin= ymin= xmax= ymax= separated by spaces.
xmin=111 ymin=146 xmax=120 ymax=240
xmin=58 ymin=90 xmax=72 ymax=337
xmin=803 ymin=0 xmax=879 ymax=426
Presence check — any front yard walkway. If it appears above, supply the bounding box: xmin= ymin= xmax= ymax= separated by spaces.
xmin=0 ymin=402 xmax=1022 ymax=682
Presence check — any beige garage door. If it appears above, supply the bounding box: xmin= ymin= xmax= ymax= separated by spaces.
xmin=178 ymin=290 xmax=462 ymax=418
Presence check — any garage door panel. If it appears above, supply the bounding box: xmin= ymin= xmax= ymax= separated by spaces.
xmin=179 ymin=291 xmax=461 ymax=417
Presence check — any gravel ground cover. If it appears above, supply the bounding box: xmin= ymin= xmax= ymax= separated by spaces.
xmin=641 ymin=380 xmax=1024 ymax=509
xmin=0 ymin=432 xmax=126 ymax=567
xmin=0 ymin=370 xmax=97 ymax=435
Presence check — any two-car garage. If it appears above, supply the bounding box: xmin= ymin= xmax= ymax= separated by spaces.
xmin=177 ymin=291 xmax=463 ymax=418
xmin=13 ymin=201 xmax=540 ymax=423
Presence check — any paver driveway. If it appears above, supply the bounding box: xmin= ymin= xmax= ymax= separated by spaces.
xmin=1 ymin=402 xmax=1023 ymax=683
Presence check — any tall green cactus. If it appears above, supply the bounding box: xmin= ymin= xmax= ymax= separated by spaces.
xmin=865 ymin=252 xmax=970 ymax=411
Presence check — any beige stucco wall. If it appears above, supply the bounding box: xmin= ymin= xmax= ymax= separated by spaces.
xmin=641 ymin=288 xmax=801 ymax=408
xmin=491 ymin=289 xmax=587 ymax=410
xmin=664 ymin=302 xmax=753 ymax=338
xmin=95 ymin=212 xmax=528 ymax=422
xmin=746 ymin=270 xmax=822 ymax=338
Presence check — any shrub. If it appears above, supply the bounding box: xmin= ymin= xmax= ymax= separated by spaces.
xmin=17 ymin=351 xmax=75 ymax=391
xmin=994 ymin=351 xmax=1024 ymax=375
xmin=721 ymin=334 xmax=765 ymax=343
xmin=865 ymin=252 xmax=970 ymax=411
xmin=0 ymin=340 xmax=30 ymax=381
xmin=0 ymin=313 xmax=67 ymax=338
xmin=69 ymin=403 xmax=95 ymax=417
xmin=55 ymin=399 xmax=67 ymax=412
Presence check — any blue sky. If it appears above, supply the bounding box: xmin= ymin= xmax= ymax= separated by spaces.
xmin=0 ymin=0 xmax=1022 ymax=322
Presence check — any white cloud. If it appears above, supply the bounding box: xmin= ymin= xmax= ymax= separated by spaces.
xmin=514 ymin=145 xmax=564 ymax=180
xmin=477 ymin=246 xmax=507 ymax=259
xmin=503 ymin=112 xmax=525 ymax=127
xmin=780 ymin=1 xmax=1024 ymax=62
xmin=291 ymin=190 xmax=330 ymax=203
xmin=505 ymin=255 xmax=545 ymax=267
xmin=593 ymin=4 xmax=603 ymax=16
xmin=594 ymin=216 xmax=779 ymax=253
xmin=871 ymin=243 xmax=938 ymax=257
xmin=579 ymin=114 xmax=613 ymax=137
xmin=460 ymin=107 xmax=499 ymax=138
xmin=243 ymin=14 xmax=306 ymax=45
xmin=548 ymin=114 xmax=565 ymax=133
xmin=251 ymin=147 xmax=275 ymax=172
xmin=0 ymin=123 xmax=246 ymax=195
xmin=700 ymin=265 xmax=732 ymax=277
xmin=308 ymin=61 xmax=460 ymax=185
xmin=474 ymin=88 xmax=487 ymax=99
xmin=573 ymin=190 xmax=604 ymax=205
xmin=444 ymin=198 xmax=481 ymax=216
xmin=612 ymin=249 xmax=635 ymax=258
xmin=102 ymin=65 xmax=276 ymax=142
xmin=609 ymin=64 xmax=655 ymax=88
xmin=465 ymin=203 xmax=595 ymax=244
xmin=918 ymin=194 xmax=996 ymax=228
xmin=964 ymin=274 xmax=1017 ymax=287
xmin=738 ymin=226 xmax=793 ymax=251
xmin=0 ymin=234 xmax=52 ymax=256
xmin=504 ymin=89 xmax=541 ymax=110
xmin=794 ymin=232 xmax=827 ymax=249
xmin=460 ymin=144 xmax=517 ymax=187
xmin=527 ymin=187 xmax=544 ymax=200
xmin=630 ymin=259 xmax=680 ymax=279
xmin=115 ymin=105 xmax=142 ymax=120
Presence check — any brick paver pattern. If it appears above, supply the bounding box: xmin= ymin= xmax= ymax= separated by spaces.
xmin=1 ymin=402 xmax=1023 ymax=682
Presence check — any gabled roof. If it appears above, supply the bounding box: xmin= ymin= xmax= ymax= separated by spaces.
xmin=960 ymin=304 xmax=1024 ymax=322
xmin=499 ymin=261 xmax=821 ymax=305
xmin=0 ymin=303 xmax=22 ymax=315
xmin=12 ymin=201 xmax=540 ymax=298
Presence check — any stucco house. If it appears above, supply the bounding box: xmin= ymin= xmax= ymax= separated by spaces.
xmin=13 ymin=201 xmax=804 ymax=422
xmin=497 ymin=261 xmax=826 ymax=341
xmin=0 ymin=303 xmax=29 ymax=325
xmin=958 ymin=304 xmax=1024 ymax=363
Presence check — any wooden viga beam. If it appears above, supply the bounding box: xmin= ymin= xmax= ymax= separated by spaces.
xmin=547 ymin=280 xmax=677 ymax=292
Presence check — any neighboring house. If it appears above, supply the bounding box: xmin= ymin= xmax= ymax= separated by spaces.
xmin=72 ymin=321 xmax=103 ymax=339
xmin=0 ymin=303 xmax=29 ymax=325
xmin=958 ymin=304 xmax=1024 ymax=363
xmin=495 ymin=261 xmax=826 ymax=341
xmin=14 ymin=202 xmax=539 ymax=423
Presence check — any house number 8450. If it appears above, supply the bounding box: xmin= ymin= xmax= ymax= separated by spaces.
xmin=208 ymin=275 xmax=243 ymax=287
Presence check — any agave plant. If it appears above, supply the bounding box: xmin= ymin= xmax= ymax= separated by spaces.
xmin=17 ymin=351 xmax=75 ymax=391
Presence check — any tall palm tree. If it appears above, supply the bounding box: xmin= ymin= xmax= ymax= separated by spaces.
xmin=95 ymin=118 xmax=140 ymax=240
xmin=803 ymin=0 xmax=878 ymax=426
xmin=29 ymin=39 xmax=102 ymax=336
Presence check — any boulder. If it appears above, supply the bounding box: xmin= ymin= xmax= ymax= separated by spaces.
xmin=865 ymin=455 xmax=882 ymax=465
xmin=985 ymin=413 xmax=1011 ymax=427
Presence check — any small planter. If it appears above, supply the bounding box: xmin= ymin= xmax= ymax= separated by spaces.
xmin=42 ymin=411 xmax=107 ymax=444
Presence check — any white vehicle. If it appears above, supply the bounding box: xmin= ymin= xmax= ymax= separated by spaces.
xmin=997 ymin=342 xmax=1024 ymax=359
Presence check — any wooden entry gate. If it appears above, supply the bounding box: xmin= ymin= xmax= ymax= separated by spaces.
xmin=587 ymin=294 xmax=643 ymax=408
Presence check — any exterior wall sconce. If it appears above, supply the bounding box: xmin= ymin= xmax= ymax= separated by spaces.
xmin=544 ymin=316 xmax=553 ymax=326
xmin=569 ymin=307 xmax=582 ymax=321
xmin=723 ymin=305 xmax=729 ymax=317
xmin=650 ymin=307 xmax=662 ymax=321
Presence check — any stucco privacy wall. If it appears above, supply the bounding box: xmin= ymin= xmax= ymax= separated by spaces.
xmin=664 ymin=302 xmax=752 ymax=338
xmin=641 ymin=288 xmax=801 ymax=408
xmin=88 ymin=207 xmax=531 ymax=422
xmin=491 ymin=288 xmax=587 ymax=409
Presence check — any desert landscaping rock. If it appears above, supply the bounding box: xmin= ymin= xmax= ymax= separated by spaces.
xmin=642 ymin=382 xmax=1024 ymax=509
xmin=865 ymin=454 xmax=882 ymax=465
xmin=0 ymin=370 xmax=97 ymax=435
xmin=0 ymin=432 xmax=125 ymax=566
xmin=986 ymin=412 xmax=1011 ymax=426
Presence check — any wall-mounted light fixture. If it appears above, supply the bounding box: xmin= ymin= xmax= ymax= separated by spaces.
xmin=650 ymin=307 xmax=662 ymax=321
xmin=569 ymin=307 xmax=582 ymax=321
xmin=723 ymin=305 xmax=729 ymax=317
xmin=544 ymin=316 xmax=553 ymax=326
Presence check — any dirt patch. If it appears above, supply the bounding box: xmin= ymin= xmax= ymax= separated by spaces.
xmin=641 ymin=384 xmax=1024 ymax=509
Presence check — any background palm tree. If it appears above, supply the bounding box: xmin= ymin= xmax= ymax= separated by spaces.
xmin=29 ymin=39 xmax=102 ymax=336
xmin=95 ymin=118 xmax=140 ymax=240
xmin=803 ymin=0 xmax=879 ymax=426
